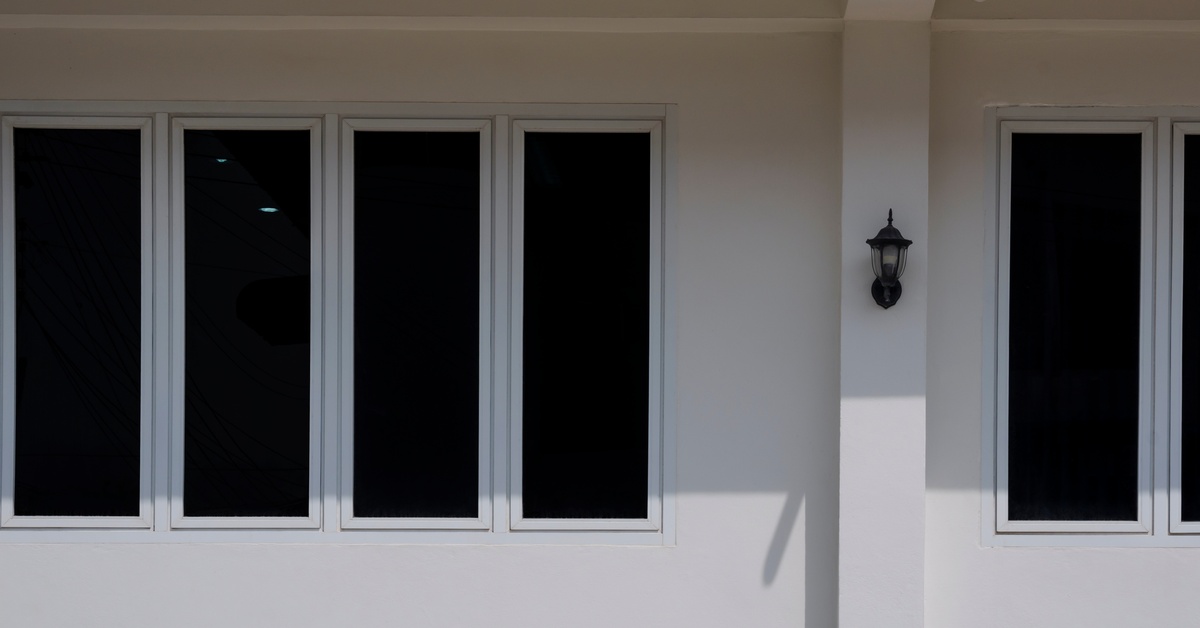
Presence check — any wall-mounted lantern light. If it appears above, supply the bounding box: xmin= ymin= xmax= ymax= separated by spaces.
xmin=866 ymin=209 xmax=913 ymax=309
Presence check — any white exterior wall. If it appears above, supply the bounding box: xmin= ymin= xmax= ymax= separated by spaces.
xmin=928 ymin=30 xmax=1200 ymax=628
xmin=0 ymin=29 xmax=842 ymax=627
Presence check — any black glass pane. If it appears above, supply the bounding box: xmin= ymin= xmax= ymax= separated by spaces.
xmin=1182 ymin=135 xmax=1200 ymax=521
xmin=353 ymin=131 xmax=480 ymax=519
xmin=1008 ymin=133 xmax=1141 ymax=521
xmin=184 ymin=130 xmax=310 ymax=517
xmin=13 ymin=128 xmax=141 ymax=517
xmin=522 ymin=132 xmax=650 ymax=519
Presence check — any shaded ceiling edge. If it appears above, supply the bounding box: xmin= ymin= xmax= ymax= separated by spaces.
xmin=933 ymin=19 xmax=1200 ymax=32
xmin=0 ymin=15 xmax=845 ymax=32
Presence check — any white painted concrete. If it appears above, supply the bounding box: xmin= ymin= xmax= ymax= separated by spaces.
xmin=839 ymin=21 xmax=929 ymax=628
xmin=0 ymin=29 xmax=841 ymax=627
xmin=927 ymin=29 xmax=1200 ymax=628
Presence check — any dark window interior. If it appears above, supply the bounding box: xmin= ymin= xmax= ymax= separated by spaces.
xmin=183 ymin=129 xmax=310 ymax=518
xmin=1181 ymin=135 xmax=1200 ymax=521
xmin=1007 ymin=132 xmax=1141 ymax=521
xmin=521 ymin=132 xmax=651 ymax=520
xmin=6 ymin=120 xmax=662 ymax=528
xmin=12 ymin=128 xmax=142 ymax=517
xmin=352 ymin=131 xmax=481 ymax=519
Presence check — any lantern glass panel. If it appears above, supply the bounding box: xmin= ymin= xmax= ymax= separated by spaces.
xmin=880 ymin=244 xmax=901 ymax=285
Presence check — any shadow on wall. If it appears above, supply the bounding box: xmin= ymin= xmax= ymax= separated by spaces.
xmin=763 ymin=491 xmax=802 ymax=586
xmin=764 ymin=486 xmax=833 ymax=628
xmin=674 ymin=357 xmax=838 ymax=627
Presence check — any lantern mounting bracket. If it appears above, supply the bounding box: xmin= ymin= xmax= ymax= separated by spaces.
xmin=871 ymin=279 xmax=902 ymax=310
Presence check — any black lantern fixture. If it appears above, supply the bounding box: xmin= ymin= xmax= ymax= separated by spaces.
xmin=866 ymin=209 xmax=913 ymax=309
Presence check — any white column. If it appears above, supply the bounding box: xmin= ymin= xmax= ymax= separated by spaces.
xmin=839 ymin=21 xmax=929 ymax=628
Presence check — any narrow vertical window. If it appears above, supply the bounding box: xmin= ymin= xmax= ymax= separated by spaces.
xmin=1006 ymin=132 xmax=1142 ymax=522
xmin=520 ymin=131 xmax=651 ymax=521
xmin=351 ymin=130 xmax=482 ymax=519
xmin=182 ymin=129 xmax=311 ymax=518
xmin=1180 ymin=134 xmax=1200 ymax=522
xmin=10 ymin=128 xmax=143 ymax=517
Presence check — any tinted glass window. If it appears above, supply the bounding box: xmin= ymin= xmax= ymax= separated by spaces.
xmin=13 ymin=128 xmax=142 ymax=517
xmin=353 ymin=131 xmax=481 ymax=519
xmin=1181 ymin=135 xmax=1200 ymax=521
xmin=183 ymin=129 xmax=310 ymax=518
xmin=1007 ymin=132 xmax=1141 ymax=521
xmin=521 ymin=132 xmax=650 ymax=519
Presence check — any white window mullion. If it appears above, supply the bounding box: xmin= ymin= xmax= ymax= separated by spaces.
xmin=152 ymin=112 xmax=171 ymax=534
xmin=508 ymin=123 xmax=528 ymax=530
xmin=137 ymin=117 xmax=156 ymax=529
xmin=336 ymin=120 xmax=355 ymax=528
xmin=307 ymin=121 xmax=325 ymax=529
xmin=492 ymin=115 xmax=512 ymax=534
xmin=1137 ymin=124 xmax=1157 ymax=534
xmin=477 ymin=122 xmax=496 ymax=532
xmin=168 ymin=117 xmax=186 ymax=527
xmin=321 ymin=113 xmax=340 ymax=533
xmin=1152 ymin=116 xmax=1172 ymax=538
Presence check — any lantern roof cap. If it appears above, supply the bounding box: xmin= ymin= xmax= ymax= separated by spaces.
xmin=866 ymin=209 xmax=913 ymax=247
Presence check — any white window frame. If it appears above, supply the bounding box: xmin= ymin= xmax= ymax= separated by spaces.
xmin=509 ymin=119 xmax=665 ymax=532
xmin=169 ymin=117 xmax=324 ymax=530
xmin=0 ymin=101 xmax=675 ymax=544
xmin=0 ymin=116 xmax=155 ymax=530
xmin=1170 ymin=122 xmax=1200 ymax=534
xmin=994 ymin=119 xmax=1155 ymax=535
xmin=338 ymin=118 xmax=493 ymax=531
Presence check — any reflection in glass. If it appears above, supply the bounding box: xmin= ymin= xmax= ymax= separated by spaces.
xmin=1008 ymin=133 xmax=1141 ymax=521
xmin=522 ymin=132 xmax=650 ymax=519
xmin=184 ymin=130 xmax=310 ymax=517
xmin=13 ymin=128 xmax=142 ymax=517
xmin=353 ymin=131 xmax=481 ymax=518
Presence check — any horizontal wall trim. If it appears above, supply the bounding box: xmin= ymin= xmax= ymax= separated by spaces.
xmin=0 ymin=102 xmax=672 ymax=118
xmin=934 ymin=19 xmax=1200 ymax=33
xmin=8 ymin=15 xmax=1200 ymax=33
xmin=0 ymin=528 xmax=669 ymax=545
xmin=0 ymin=14 xmax=844 ymax=33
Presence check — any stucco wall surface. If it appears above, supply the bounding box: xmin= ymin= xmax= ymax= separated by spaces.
xmin=928 ymin=30 xmax=1200 ymax=628
xmin=0 ymin=30 xmax=841 ymax=628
